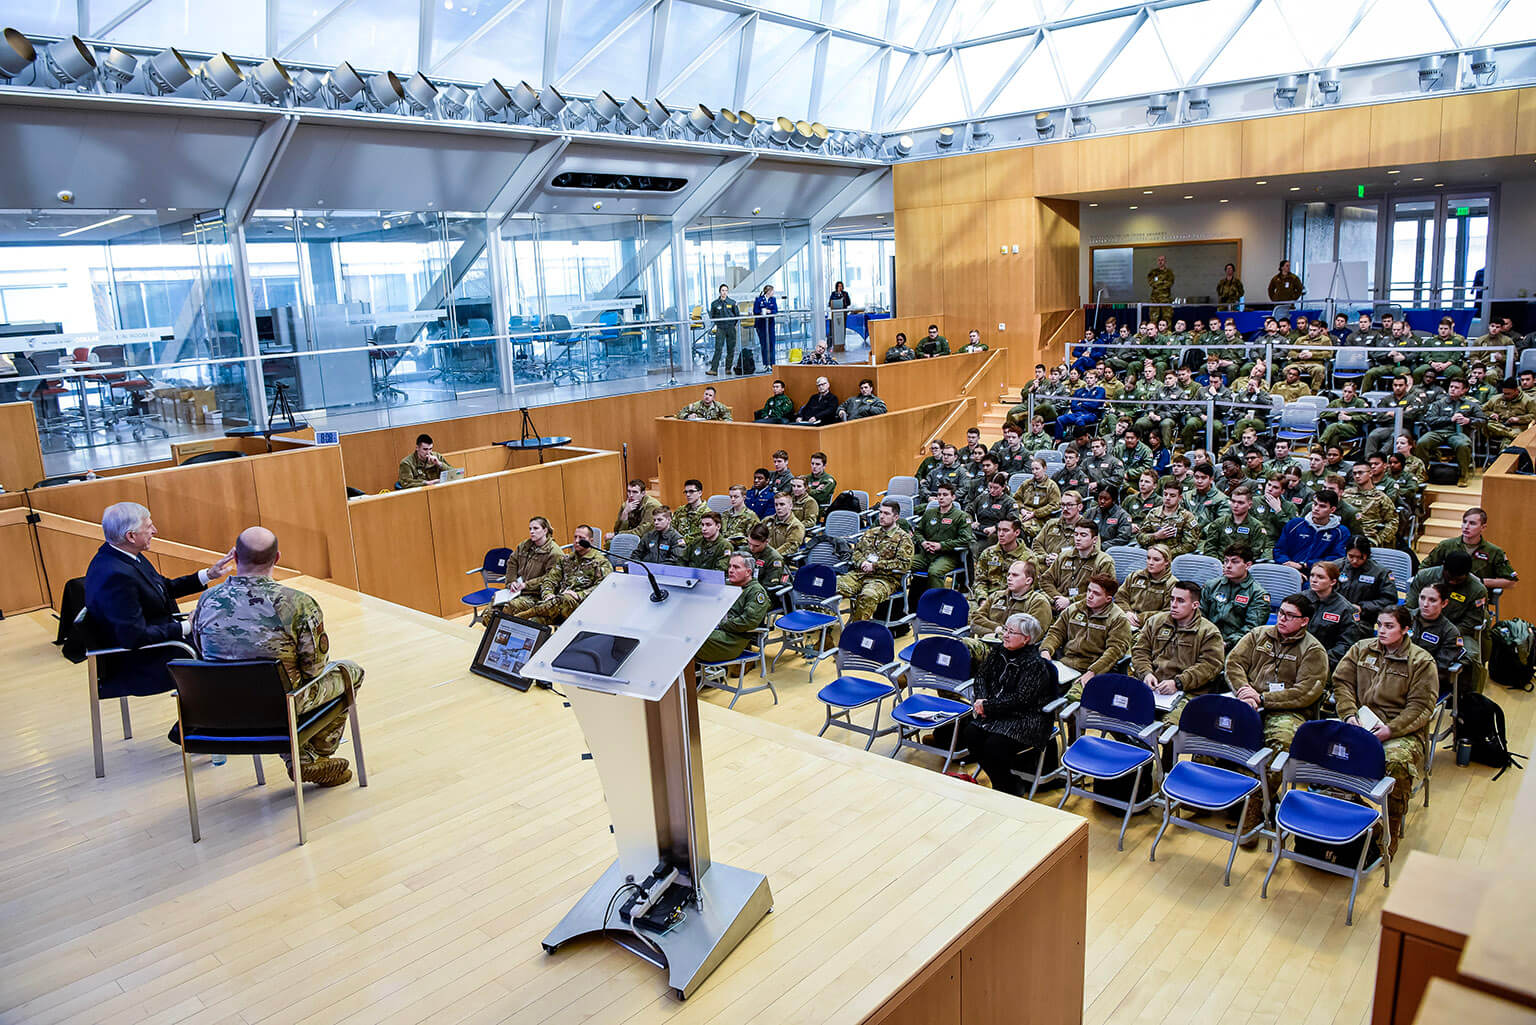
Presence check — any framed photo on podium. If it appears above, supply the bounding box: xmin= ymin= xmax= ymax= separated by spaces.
xmin=470 ymin=609 xmax=550 ymax=691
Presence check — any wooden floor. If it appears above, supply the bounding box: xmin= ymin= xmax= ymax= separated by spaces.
xmin=2 ymin=579 xmax=1531 ymax=1025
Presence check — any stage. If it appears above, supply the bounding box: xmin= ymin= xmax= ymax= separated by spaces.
xmin=0 ymin=577 xmax=1087 ymax=1024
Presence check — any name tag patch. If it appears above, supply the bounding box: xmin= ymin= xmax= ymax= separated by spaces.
xmin=1235 ymin=595 xmax=1250 ymax=605
xmin=1421 ymin=632 xmax=1439 ymax=643
xmin=1323 ymin=611 xmax=1341 ymax=623
xmin=1360 ymin=575 xmax=1375 ymax=583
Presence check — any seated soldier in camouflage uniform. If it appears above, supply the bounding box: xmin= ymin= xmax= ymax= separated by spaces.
xmin=1333 ymin=607 xmax=1439 ymax=857
xmin=1045 ymin=574 xmax=1134 ymax=701
xmin=910 ymin=482 xmax=974 ymax=602
xmin=1482 ymin=377 xmax=1536 ymax=445
xmin=681 ymin=511 xmax=732 ymax=571
xmin=1200 ymin=542 xmax=1272 ymax=649
xmin=837 ymin=500 xmax=915 ymax=621
xmin=1040 ymin=521 xmax=1117 ymax=614
xmin=1136 ymin=478 xmax=1202 ymax=557
xmin=634 ymin=505 xmax=684 ymax=565
xmin=676 ymin=386 xmax=733 ymax=420
xmin=673 ymin=480 xmax=709 ymax=542
xmin=721 ymin=485 xmax=760 ymax=545
xmin=1343 ymin=462 xmax=1398 ymax=548
xmin=694 ymin=553 xmax=772 ymax=667
xmin=614 ymin=478 xmax=662 ymax=538
xmin=766 ymin=492 xmax=807 ymax=555
xmin=190 ymin=526 xmax=363 ymax=786
xmin=494 ymin=516 xmax=563 ymax=605
xmin=1129 ymin=580 xmax=1227 ymax=726
xmin=1013 ymin=458 xmax=1061 ymax=542
xmin=504 ymin=525 xmax=612 ymax=625
xmin=1114 ymin=542 xmax=1176 ymax=631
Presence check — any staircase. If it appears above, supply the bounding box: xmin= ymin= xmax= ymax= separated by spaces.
xmin=977 ymin=385 xmax=1018 ymax=447
xmin=1416 ymin=479 xmax=1482 ymax=558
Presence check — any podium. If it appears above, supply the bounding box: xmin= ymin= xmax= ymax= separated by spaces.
xmin=521 ymin=565 xmax=773 ymax=1000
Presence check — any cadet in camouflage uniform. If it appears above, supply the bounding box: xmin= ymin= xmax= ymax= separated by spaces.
xmin=614 ymin=479 xmax=662 ymax=538
xmin=970 ymin=517 xmax=1030 ymax=600
xmin=1136 ymin=480 xmax=1202 ymax=557
xmin=964 ymin=559 xmax=1055 ymax=662
xmin=1114 ymin=543 xmax=1176 ymax=630
xmin=910 ymin=483 xmax=974 ymax=596
xmin=1040 ymin=521 xmax=1117 ymax=612
xmin=1129 ymin=581 xmax=1227 ymax=725
xmin=397 ymin=434 xmax=458 ymax=489
xmin=504 ymin=525 xmax=612 ymax=625
xmin=495 ymin=516 xmax=563 ymax=605
xmin=634 ymin=506 xmax=684 ymax=565
xmin=681 ymin=512 xmax=732 ymax=571
xmin=1333 ymin=608 xmax=1439 ymax=856
xmin=1200 ymin=542 xmax=1272 ymax=649
xmin=695 ymin=554 xmax=772 ymax=664
xmin=719 ymin=486 xmax=760 ymax=545
xmin=1343 ymin=463 xmax=1397 ymax=547
xmin=766 ymin=493 xmax=807 ymax=555
xmin=1046 ymin=575 xmax=1134 ymax=700
xmin=804 ymin=454 xmax=837 ymax=512
xmin=838 ymin=501 xmax=915 ymax=621
xmin=673 ymin=480 xmax=709 ymax=542
xmin=1413 ymin=378 xmax=1484 ymax=486
xmin=837 ymin=379 xmax=888 ymax=420
xmin=1482 ymin=377 xmax=1536 ymax=444
xmin=1215 ymin=263 xmax=1244 ymax=310
xmin=189 ymin=527 xmax=362 ymax=782
xmin=1146 ymin=255 xmax=1175 ymax=324
xmin=676 ymin=386 xmax=733 ymax=420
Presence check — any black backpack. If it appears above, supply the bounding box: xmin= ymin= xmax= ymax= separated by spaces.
xmin=1489 ymin=618 xmax=1536 ymax=692
xmin=736 ymin=346 xmax=756 ymax=375
xmin=1456 ymin=691 xmax=1525 ymax=780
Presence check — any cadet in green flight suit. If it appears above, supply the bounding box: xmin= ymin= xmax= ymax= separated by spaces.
xmin=910 ymin=482 xmax=974 ymax=600
xmin=695 ymin=553 xmax=772 ymax=664
xmin=804 ymin=452 xmax=838 ymax=511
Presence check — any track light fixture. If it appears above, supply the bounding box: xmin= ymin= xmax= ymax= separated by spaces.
xmin=1067 ymin=105 xmax=1093 ymax=137
xmin=1471 ymin=47 xmax=1497 ymax=87
xmin=472 ymin=79 xmax=510 ymax=120
xmin=1316 ymin=68 xmax=1340 ymax=105
xmin=935 ymin=126 xmax=955 ymax=149
xmin=1184 ymin=87 xmax=1210 ymax=122
xmin=401 ymin=72 xmax=437 ymax=116
xmin=243 ymin=58 xmax=293 ymax=105
xmin=1273 ymin=74 xmax=1299 ymax=109
xmin=14 ymin=34 xmax=97 ymax=89
xmin=1418 ymin=55 xmax=1444 ymax=92
xmin=439 ymin=84 xmax=468 ymax=119
xmin=358 ymin=70 xmax=404 ymax=112
xmin=196 ymin=53 xmax=243 ymax=100
xmin=1146 ymin=92 xmax=1169 ymax=125
xmin=618 ymin=95 xmax=648 ymax=131
xmin=967 ymin=122 xmax=993 ymax=151
xmin=1034 ymin=110 xmax=1056 ymax=140
xmin=99 ymin=46 xmax=192 ymax=96
xmin=0 ymin=27 xmax=34 ymax=80
xmin=589 ymin=89 xmax=621 ymax=125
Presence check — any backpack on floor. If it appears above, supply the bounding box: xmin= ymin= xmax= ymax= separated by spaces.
xmin=1425 ymin=463 xmax=1459 ymax=485
xmin=1456 ymin=690 xmax=1525 ymax=780
xmin=1489 ymin=618 xmax=1536 ymax=692
xmin=736 ymin=347 xmax=756 ymax=376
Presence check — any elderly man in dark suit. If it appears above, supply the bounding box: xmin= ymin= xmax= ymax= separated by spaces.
xmin=83 ymin=501 xmax=234 ymax=695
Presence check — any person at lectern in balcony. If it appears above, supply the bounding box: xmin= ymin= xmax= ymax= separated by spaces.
xmin=502 ymin=525 xmax=611 ymax=626
xmin=191 ymin=526 xmax=362 ymax=787
xmin=694 ymin=553 xmax=772 ymax=665
xmin=706 ymin=283 xmax=739 ymax=377
xmin=795 ymin=375 xmax=840 ymax=425
xmin=82 ymin=501 xmax=234 ymax=697
xmin=396 ymin=433 xmax=457 ymax=489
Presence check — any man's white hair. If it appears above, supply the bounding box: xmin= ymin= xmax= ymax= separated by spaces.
xmin=101 ymin=502 xmax=150 ymax=545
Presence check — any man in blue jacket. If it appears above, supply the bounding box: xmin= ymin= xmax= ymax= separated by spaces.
xmin=1273 ymin=489 xmax=1349 ymax=573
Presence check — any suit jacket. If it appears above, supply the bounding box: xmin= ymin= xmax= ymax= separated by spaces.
xmin=797 ymin=391 xmax=840 ymax=425
xmin=82 ymin=543 xmax=205 ymax=697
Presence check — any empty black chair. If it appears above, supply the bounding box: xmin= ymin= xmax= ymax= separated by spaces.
xmin=35 ymin=474 xmax=91 ymax=488
xmin=181 ymin=449 xmax=245 ymax=465
xmin=166 ymin=658 xmax=367 ymax=844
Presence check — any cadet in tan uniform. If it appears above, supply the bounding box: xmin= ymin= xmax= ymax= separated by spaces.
xmin=1115 ymin=543 xmax=1176 ymax=630
xmin=1046 ymin=574 xmax=1134 ymax=699
xmin=837 ymin=500 xmax=915 ymax=621
xmin=1129 ymin=580 xmax=1227 ymax=725
xmin=396 ymin=433 xmax=457 ymax=489
xmin=614 ymin=479 xmax=662 ymax=538
xmin=967 ymin=559 xmax=1055 ymax=663
xmin=1040 ymin=521 xmax=1117 ymax=613
xmin=1014 ymin=458 xmax=1062 ymax=541
xmin=494 ymin=516 xmax=562 ymax=607
xmin=766 ymin=492 xmax=806 ymax=554
xmin=503 ymin=525 xmax=612 ymax=625
xmin=789 ymin=477 xmax=820 ymax=526
xmin=1031 ymin=490 xmax=1088 ymax=566
xmin=1484 ymin=377 xmax=1536 ymax=444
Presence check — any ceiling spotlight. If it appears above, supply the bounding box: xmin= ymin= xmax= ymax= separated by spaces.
xmin=967 ymin=123 xmax=993 ymax=151
xmin=243 ymin=58 xmax=293 ymax=105
xmin=790 ymin=119 xmax=816 ymax=148
xmin=291 ymin=67 xmax=323 ymax=105
xmin=508 ymin=79 xmax=539 ymax=119
xmin=24 ymin=34 xmax=96 ymax=90
xmin=936 ymin=126 xmax=956 ymax=149
xmin=1067 ymin=105 xmax=1093 ymax=137
xmin=1184 ymin=87 xmax=1210 ymax=122
xmin=685 ymin=104 xmax=715 ymax=137
xmin=732 ymin=110 xmax=757 ymax=141
xmin=806 ymin=121 xmax=828 ymax=150
xmin=882 ymin=134 xmax=913 ymax=158
xmin=1274 ymin=74 xmax=1299 ymax=110
xmin=100 ymin=46 xmax=193 ymax=96
xmin=439 ymin=84 xmax=469 ymax=119
xmin=645 ymin=98 xmax=671 ymax=131
xmin=0 ymin=27 xmax=36 ymax=80
xmin=828 ymin=130 xmax=847 ymax=154
xmin=1146 ymin=92 xmax=1170 ymax=125
xmin=535 ymin=83 xmax=568 ymax=121
xmin=401 ymin=72 xmax=438 ymax=116
xmin=1418 ymin=55 xmax=1444 ymax=92
xmin=472 ymin=79 xmax=510 ymax=120
xmin=713 ymin=107 xmax=738 ymax=138
xmin=315 ymin=61 xmax=364 ymax=108
xmin=769 ymin=115 xmax=793 ymax=146
xmin=1471 ymin=47 xmax=1497 ymax=87
xmin=618 ymin=95 xmax=648 ymax=131
xmin=359 ymin=70 xmax=405 ymax=112
xmin=590 ymin=89 xmax=621 ymax=125
xmin=1034 ymin=111 xmax=1056 ymax=140
xmin=1316 ymin=67 xmax=1340 ymax=105
xmin=196 ymin=53 xmax=244 ymax=100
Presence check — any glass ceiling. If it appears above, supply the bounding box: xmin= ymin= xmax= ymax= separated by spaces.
xmin=17 ymin=0 xmax=1536 ymax=133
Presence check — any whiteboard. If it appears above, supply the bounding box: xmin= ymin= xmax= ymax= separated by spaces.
xmin=1304 ymin=261 xmax=1371 ymax=304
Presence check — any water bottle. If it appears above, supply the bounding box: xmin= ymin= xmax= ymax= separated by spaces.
xmin=211 ymin=753 xmax=227 ymax=766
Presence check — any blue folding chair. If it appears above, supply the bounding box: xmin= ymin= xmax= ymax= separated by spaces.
xmin=1106 ymin=544 xmax=1148 ymax=583
xmin=461 ymin=547 xmax=512 ymax=625
xmin=898 ymin=588 xmax=971 ymax=662
xmin=1149 ymin=695 xmax=1274 ymax=885
xmin=1371 ymin=548 xmax=1413 ymax=604
xmin=1170 ymin=553 xmax=1222 ymax=585
xmin=1050 ymin=673 xmax=1171 ymax=851
xmin=770 ymin=564 xmax=842 ymax=681
xmin=696 ymin=627 xmax=776 ymax=708
xmin=1331 ymin=346 xmax=1370 ymax=388
xmin=1261 ymin=720 xmax=1393 ymax=925
xmin=889 ymin=636 xmax=974 ymax=773
xmin=815 ymin=621 xmax=902 ymax=750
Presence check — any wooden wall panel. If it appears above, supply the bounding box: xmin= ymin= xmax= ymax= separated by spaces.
xmin=559 ymin=453 xmax=623 ymax=542
xmin=34 ymin=522 xmax=104 ymax=611
xmin=1304 ymin=106 xmax=1374 ymax=172
xmin=142 ymin=459 xmax=257 ymax=557
xmin=0 ymin=510 xmax=47 ymax=614
xmin=0 ymin=402 xmax=45 ymax=493
xmin=1076 ymin=135 xmax=1129 ymax=192
xmin=1517 ymin=88 xmax=1536 ymax=156
xmin=28 ymin=474 xmax=149 ymax=523
xmin=984 ymin=147 xmax=1034 ymax=200
xmin=942 ymin=203 xmax=991 ymax=335
xmin=497 ymin=463 xmax=569 ymax=544
xmin=1441 ymin=90 xmax=1519 ymax=161
xmin=873 ymin=951 xmax=960 ymax=1025
xmin=1034 ymin=199 xmax=1081 ymax=312
xmin=941 ymin=152 xmax=988 ymax=205
xmin=894 ymin=206 xmax=947 ymax=316
xmin=876 ymin=351 xmax=993 ymax=413
xmin=988 ymin=197 xmax=1035 ymax=383
xmin=1241 ymin=113 xmax=1305 ymax=178
xmin=250 ymin=446 xmax=357 ymax=589
xmin=1183 ymin=121 xmax=1243 ymax=183
xmin=1032 ymin=141 xmax=1079 ymax=196
xmin=1371 ymin=98 xmax=1443 ymax=166
xmin=893 ymin=158 xmax=944 ymax=209
xmin=348 ymin=490 xmax=439 ymax=616
xmin=426 ymin=475 xmax=507 ymax=617
xmin=1128 ymin=128 xmax=1184 ymax=187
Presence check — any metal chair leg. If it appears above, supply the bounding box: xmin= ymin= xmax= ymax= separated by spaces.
xmin=252 ymin=755 xmax=266 ymax=786
xmin=177 ymin=705 xmax=200 ymax=842
xmin=347 ymin=691 xmax=368 ymax=788
xmin=1261 ymin=827 xmax=1285 ymax=899
xmin=287 ymin=695 xmax=307 ymax=845
xmin=88 ymin=659 xmax=105 ymax=779
xmin=1116 ymin=766 xmax=1142 ymax=851
xmin=119 ymin=696 xmax=132 ymax=739
xmin=1149 ymin=801 xmax=1175 ymax=863
xmin=1223 ymin=796 xmax=1249 ymax=886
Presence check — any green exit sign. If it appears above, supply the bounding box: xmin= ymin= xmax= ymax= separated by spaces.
xmin=1357 ymin=185 xmax=1366 ymax=198
xmin=1455 ymin=206 xmax=1471 ymax=216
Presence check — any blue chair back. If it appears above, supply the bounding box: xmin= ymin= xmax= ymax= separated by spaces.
xmin=1248 ymin=563 xmax=1302 ymax=611
xmin=887 ymin=493 xmax=914 ymax=520
xmin=1007 ymin=471 xmax=1029 ymax=493
xmin=1372 ymin=549 xmax=1413 ymax=598
xmin=801 ymin=539 xmax=841 ymax=567
xmin=481 ymin=547 xmax=512 ymax=578
xmin=907 ymin=635 xmax=970 ymax=689
xmin=1035 ymin=448 xmax=1063 ymax=465
xmin=1173 ymin=694 xmax=1264 ymax=763
xmin=1288 ymin=720 xmax=1386 ymax=791
xmin=849 ymin=490 xmax=870 ymax=512
xmin=792 ymin=563 xmax=838 ymax=602
xmin=706 ymin=494 xmax=731 ymax=514
xmin=915 ymin=588 xmax=969 ymax=634
xmin=885 ymin=475 xmax=919 ymax=497
xmin=824 ymin=509 xmax=862 ymax=539
xmin=1079 ymin=672 xmax=1156 ymax=732
xmin=837 ymin=621 xmax=895 ymax=673
xmin=1106 ymin=544 xmax=1148 ymax=582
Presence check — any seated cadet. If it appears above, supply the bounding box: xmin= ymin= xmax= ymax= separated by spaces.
xmin=991 ymin=423 xmax=1031 ymax=476
xmin=190 ymin=526 xmax=362 ymax=787
xmin=837 ymin=378 xmax=888 ymax=420
xmin=803 ymin=452 xmax=837 ymax=512
xmin=1203 ymin=483 xmax=1275 ymax=560
xmin=1122 ymin=469 xmax=1161 ymax=525
xmin=1031 ymin=489 xmax=1088 ymax=566
xmin=916 ymin=440 xmax=944 ymax=483
xmin=959 ymin=328 xmax=989 ymax=353
xmin=1319 ymin=381 xmax=1371 ymax=451
xmin=1271 ymin=364 xmax=1312 ymax=403
xmin=613 ymin=478 xmax=662 ymax=538
xmin=1129 ymin=580 xmax=1226 ymax=725
xmin=694 ymin=553 xmax=772 ymax=665
xmin=766 ymin=491 xmax=806 ymax=554
xmin=1407 ymin=550 xmax=1489 ymax=667
xmin=634 ymin=505 xmax=684 ymax=565
xmin=884 ymin=330 xmax=917 ymax=362
xmin=1200 ymin=542 xmax=1271 ymax=649
xmin=744 ymin=523 xmax=791 ymax=592
xmin=1080 ymin=436 xmax=1124 ymax=497
xmin=917 ymin=323 xmax=950 ymax=357
xmin=1413 ymin=377 xmax=1483 ymax=487
xmin=502 ymin=525 xmax=611 ymax=626
xmin=766 ymin=449 xmax=795 ymax=494
xmin=969 ymin=559 xmax=1055 ymax=651
xmin=837 ymin=500 xmax=915 ymax=621
xmin=1186 ymin=463 xmax=1232 ymax=528
xmin=1020 ymin=413 xmax=1055 ymax=452
xmin=1423 ymin=506 xmax=1517 ymax=592
xmin=1283 ymin=321 xmax=1331 ymax=390
xmin=754 ymin=379 xmax=795 ymax=423
xmin=1052 ymin=445 xmax=1094 ymax=496
xmin=971 ymin=516 xmax=1028 ymax=600
xmin=1226 ymin=592 xmax=1330 ymax=840
xmin=1333 ymin=606 xmax=1439 ymax=857
xmin=1343 ymin=462 xmax=1397 ymax=547
xmin=493 ymin=516 xmax=563 ymax=605
xmin=681 ymin=511 xmax=732 ymax=571
xmin=1480 ymin=377 xmax=1536 ymax=444
xmin=1273 ymin=490 xmax=1349 ymax=572
xmin=744 ymin=468 xmax=776 ymax=518
xmin=677 ymin=385 xmax=732 ymax=421
xmin=721 ymin=485 xmax=760 ymax=544
xmin=1115 ymin=543 xmax=1176 ymax=631
xmin=397 ymin=433 xmax=458 ymax=489
xmin=1301 ymin=559 xmax=1364 ymax=666
xmin=795 ymin=376 xmax=840 ymax=424
xmin=910 ymin=482 xmax=973 ymax=600
xmin=1135 ymin=478 xmax=1201 ymax=557
xmin=788 ymin=477 xmax=819 ymax=526
xmin=969 ymin=474 xmax=1017 ymax=554
xmin=1046 ymin=574 xmax=1134 ymax=701
xmin=921 ymin=443 xmax=971 ymax=502
xmin=1040 ymin=521 xmax=1117 ymax=613
xmin=1411 ymin=581 xmax=1467 ymax=699
xmin=1340 ymin=536 xmax=1398 ymax=628
xmin=1086 ymin=483 xmax=1135 ymax=548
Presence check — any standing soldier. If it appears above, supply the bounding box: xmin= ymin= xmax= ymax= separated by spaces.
xmin=1267 ymin=259 xmax=1303 ymax=303
xmin=1136 ymin=479 xmax=1202 ymax=557
xmin=1216 ymin=262 xmax=1244 ymax=310
xmin=504 ymin=525 xmax=612 ymax=625
xmin=837 ymin=500 xmax=916 ymax=621
xmin=706 ymin=283 xmax=739 ymax=376
xmin=1147 ymin=254 xmax=1175 ymax=324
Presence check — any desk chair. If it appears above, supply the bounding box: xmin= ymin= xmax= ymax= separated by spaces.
xmin=368 ymin=326 xmax=407 ymax=403
xmin=1049 ymin=673 xmax=1171 ymax=851
xmin=461 ymin=547 xmax=512 ymax=625
xmin=182 ymin=450 xmax=245 ymax=465
xmin=816 ymin=621 xmax=902 ymax=751
xmin=92 ymin=343 xmax=165 ymax=439
xmin=695 ymin=628 xmax=776 ymax=709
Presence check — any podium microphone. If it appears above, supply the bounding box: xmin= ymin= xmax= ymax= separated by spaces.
xmin=576 ymin=538 xmax=670 ymax=604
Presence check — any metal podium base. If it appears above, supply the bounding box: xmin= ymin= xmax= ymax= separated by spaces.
xmin=542 ymin=860 xmax=773 ymax=1000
